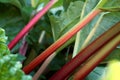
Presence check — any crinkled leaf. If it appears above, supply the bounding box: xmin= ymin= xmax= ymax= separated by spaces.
xmin=0 ymin=28 xmax=7 ymax=43
xmin=0 ymin=28 xmax=32 ymax=80
xmin=0 ymin=42 xmax=10 ymax=57
xmin=0 ymin=54 xmax=32 ymax=80
xmin=0 ymin=28 xmax=10 ymax=57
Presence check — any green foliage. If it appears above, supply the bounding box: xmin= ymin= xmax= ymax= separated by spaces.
xmin=0 ymin=54 xmax=32 ymax=80
xmin=0 ymin=0 xmax=120 ymax=80
xmin=0 ymin=28 xmax=7 ymax=43
xmin=63 ymin=0 xmax=85 ymax=11
xmin=73 ymin=0 xmax=120 ymax=57
xmin=73 ymin=0 xmax=99 ymax=56
xmin=0 ymin=3 xmax=24 ymax=42
xmin=0 ymin=0 xmax=33 ymax=52
xmin=98 ymin=0 xmax=120 ymax=11
xmin=0 ymin=28 xmax=32 ymax=80
xmin=0 ymin=3 xmax=24 ymax=52
xmin=0 ymin=28 xmax=9 ymax=57
xmin=49 ymin=1 xmax=84 ymax=52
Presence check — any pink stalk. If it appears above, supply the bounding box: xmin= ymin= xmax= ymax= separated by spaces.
xmin=8 ymin=0 xmax=58 ymax=50
xmin=74 ymin=33 xmax=120 ymax=80
xmin=23 ymin=9 xmax=101 ymax=74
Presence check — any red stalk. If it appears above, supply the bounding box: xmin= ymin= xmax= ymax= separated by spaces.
xmin=23 ymin=9 xmax=101 ymax=74
xmin=49 ymin=22 xmax=120 ymax=80
xmin=8 ymin=0 xmax=58 ymax=50
xmin=74 ymin=33 xmax=120 ymax=80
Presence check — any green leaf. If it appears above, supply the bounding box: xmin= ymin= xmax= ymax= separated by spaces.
xmin=38 ymin=0 xmax=63 ymax=8
xmin=20 ymin=6 xmax=33 ymax=22
xmin=53 ymin=0 xmax=63 ymax=8
xmin=49 ymin=1 xmax=84 ymax=52
xmin=31 ymin=0 xmax=49 ymax=9
xmin=26 ymin=14 xmax=53 ymax=53
xmin=63 ymin=0 xmax=85 ymax=11
xmin=0 ymin=3 xmax=25 ymax=52
xmin=63 ymin=0 xmax=76 ymax=11
xmin=0 ymin=28 xmax=10 ymax=57
xmin=73 ymin=0 xmax=99 ymax=57
xmin=31 ymin=0 xmax=40 ymax=8
xmin=0 ymin=0 xmax=22 ymax=9
xmin=0 ymin=54 xmax=32 ymax=80
xmin=0 ymin=28 xmax=7 ymax=43
xmin=98 ymin=0 xmax=120 ymax=11
xmin=73 ymin=0 xmax=120 ymax=57
xmin=83 ymin=12 xmax=120 ymax=49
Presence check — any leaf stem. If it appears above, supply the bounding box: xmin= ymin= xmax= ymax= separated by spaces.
xmin=80 ymin=13 xmax=105 ymax=50
xmin=49 ymin=22 xmax=120 ymax=80
xmin=74 ymin=33 xmax=120 ymax=80
xmin=23 ymin=9 xmax=101 ymax=74
xmin=8 ymin=0 xmax=58 ymax=50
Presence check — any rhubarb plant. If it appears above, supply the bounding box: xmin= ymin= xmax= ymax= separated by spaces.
xmin=0 ymin=0 xmax=120 ymax=80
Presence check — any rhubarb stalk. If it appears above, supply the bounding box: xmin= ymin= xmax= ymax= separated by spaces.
xmin=74 ymin=33 xmax=120 ymax=80
xmin=23 ymin=9 xmax=101 ymax=74
xmin=49 ymin=22 xmax=120 ymax=80
xmin=8 ymin=0 xmax=58 ymax=50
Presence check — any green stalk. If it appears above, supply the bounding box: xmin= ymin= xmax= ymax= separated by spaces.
xmin=96 ymin=0 xmax=108 ymax=8
xmin=74 ymin=33 xmax=120 ymax=80
xmin=72 ymin=0 xmax=88 ymax=57
xmin=80 ymin=13 xmax=104 ymax=50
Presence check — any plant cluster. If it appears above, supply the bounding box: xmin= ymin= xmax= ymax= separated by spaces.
xmin=0 ymin=0 xmax=120 ymax=80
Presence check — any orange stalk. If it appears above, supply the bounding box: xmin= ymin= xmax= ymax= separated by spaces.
xmin=23 ymin=9 xmax=102 ymax=74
